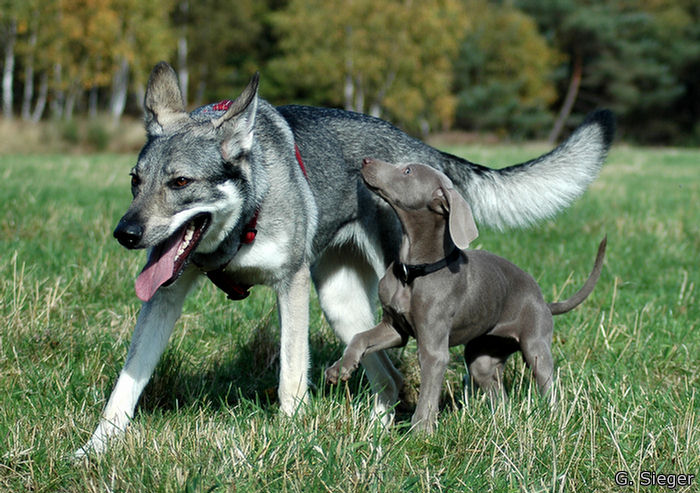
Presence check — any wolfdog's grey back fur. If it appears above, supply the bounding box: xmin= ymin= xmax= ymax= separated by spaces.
xmin=278 ymin=105 xmax=615 ymax=236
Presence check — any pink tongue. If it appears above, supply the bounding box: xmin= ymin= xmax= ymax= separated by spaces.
xmin=135 ymin=228 xmax=186 ymax=302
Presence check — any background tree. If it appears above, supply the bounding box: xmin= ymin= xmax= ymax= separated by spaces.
xmin=185 ymin=0 xmax=264 ymax=107
xmin=268 ymin=0 xmax=468 ymax=135
xmin=516 ymin=0 xmax=699 ymax=143
xmin=453 ymin=0 xmax=562 ymax=139
xmin=1 ymin=0 xmax=698 ymax=144
xmin=53 ymin=0 xmax=118 ymax=118
xmin=628 ymin=0 xmax=700 ymax=143
xmin=0 ymin=0 xmax=20 ymax=119
xmin=109 ymin=0 xmax=176 ymax=120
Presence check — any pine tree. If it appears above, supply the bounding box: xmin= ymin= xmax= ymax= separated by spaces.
xmin=453 ymin=0 xmax=562 ymax=138
xmin=517 ymin=0 xmax=699 ymax=143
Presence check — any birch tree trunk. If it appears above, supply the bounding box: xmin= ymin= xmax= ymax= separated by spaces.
xmin=353 ymin=78 xmax=364 ymax=113
xmin=110 ymin=57 xmax=129 ymax=123
xmin=343 ymin=24 xmax=354 ymax=111
xmin=2 ymin=18 xmax=17 ymax=119
xmin=177 ymin=0 xmax=190 ymax=106
xmin=64 ymin=85 xmax=78 ymax=120
xmin=21 ymin=30 xmax=38 ymax=121
xmin=31 ymin=71 xmax=48 ymax=123
xmin=369 ymin=71 xmax=395 ymax=118
xmin=51 ymin=63 xmax=65 ymax=119
xmin=178 ymin=36 xmax=188 ymax=106
xmin=344 ymin=73 xmax=354 ymax=111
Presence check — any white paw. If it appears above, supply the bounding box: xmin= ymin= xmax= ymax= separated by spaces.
xmin=73 ymin=418 xmax=128 ymax=460
xmin=278 ymin=387 xmax=309 ymax=416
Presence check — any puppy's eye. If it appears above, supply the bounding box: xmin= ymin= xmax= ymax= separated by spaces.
xmin=403 ymin=167 xmax=412 ymax=175
xmin=171 ymin=177 xmax=192 ymax=189
xmin=130 ymin=173 xmax=140 ymax=187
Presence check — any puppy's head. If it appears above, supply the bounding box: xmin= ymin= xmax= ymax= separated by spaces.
xmin=361 ymin=157 xmax=478 ymax=250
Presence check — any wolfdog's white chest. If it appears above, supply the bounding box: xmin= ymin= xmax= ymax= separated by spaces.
xmin=224 ymin=232 xmax=292 ymax=286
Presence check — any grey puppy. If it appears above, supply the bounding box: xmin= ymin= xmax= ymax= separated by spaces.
xmin=77 ymin=60 xmax=614 ymax=456
xmin=326 ymin=158 xmax=606 ymax=431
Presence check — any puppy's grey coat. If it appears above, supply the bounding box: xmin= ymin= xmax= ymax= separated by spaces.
xmin=326 ymin=158 xmax=606 ymax=431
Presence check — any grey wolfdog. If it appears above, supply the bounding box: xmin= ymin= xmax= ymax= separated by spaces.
xmin=75 ymin=61 xmax=614 ymax=457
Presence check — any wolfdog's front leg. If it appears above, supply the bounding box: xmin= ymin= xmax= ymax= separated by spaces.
xmin=276 ymin=265 xmax=311 ymax=415
xmin=75 ymin=268 xmax=199 ymax=458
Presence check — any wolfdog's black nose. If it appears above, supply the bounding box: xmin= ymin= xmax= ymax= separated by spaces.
xmin=113 ymin=220 xmax=143 ymax=249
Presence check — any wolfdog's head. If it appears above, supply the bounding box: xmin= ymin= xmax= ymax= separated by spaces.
xmin=114 ymin=62 xmax=260 ymax=302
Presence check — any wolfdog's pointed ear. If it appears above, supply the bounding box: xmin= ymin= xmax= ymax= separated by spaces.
xmin=144 ymin=62 xmax=186 ymax=135
xmin=212 ymin=72 xmax=260 ymax=159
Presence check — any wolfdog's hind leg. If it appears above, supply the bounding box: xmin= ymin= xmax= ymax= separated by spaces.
xmin=312 ymin=246 xmax=403 ymax=425
xmin=277 ymin=265 xmax=312 ymax=415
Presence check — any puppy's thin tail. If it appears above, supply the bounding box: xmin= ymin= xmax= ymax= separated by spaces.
xmin=548 ymin=236 xmax=607 ymax=315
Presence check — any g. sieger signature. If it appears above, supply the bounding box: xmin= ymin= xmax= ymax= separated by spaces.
xmin=615 ymin=470 xmax=695 ymax=489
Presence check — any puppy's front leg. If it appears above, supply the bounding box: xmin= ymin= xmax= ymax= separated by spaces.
xmin=325 ymin=320 xmax=404 ymax=384
xmin=75 ymin=268 xmax=199 ymax=458
xmin=276 ymin=265 xmax=312 ymax=415
xmin=411 ymin=335 xmax=450 ymax=433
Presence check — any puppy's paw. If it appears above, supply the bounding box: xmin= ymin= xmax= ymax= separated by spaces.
xmin=325 ymin=362 xmax=341 ymax=384
xmin=338 ymin=365 xmax=354 ymax=382
xmin=326 ymin=359 xmax=357 ymax=384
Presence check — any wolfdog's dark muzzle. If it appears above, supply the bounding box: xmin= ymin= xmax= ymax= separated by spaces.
xmin=114 ymin=219 xmax=144 ymax=249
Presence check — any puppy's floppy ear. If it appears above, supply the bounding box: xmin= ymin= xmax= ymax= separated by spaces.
xmin=144 ymin=62 xmax=187 ymax=135
xmin=438 ymin=186 xmax=478 ymax=251
xmin=212 ymin=72 xmax=260 ymax=160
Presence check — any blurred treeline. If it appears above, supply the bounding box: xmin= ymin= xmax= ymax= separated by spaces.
xmin=1 ymin=0 xmax=698 ymax=144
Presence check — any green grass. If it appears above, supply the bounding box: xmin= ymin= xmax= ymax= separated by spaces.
xmin=1 ymin=146 xmax=698 ymax=492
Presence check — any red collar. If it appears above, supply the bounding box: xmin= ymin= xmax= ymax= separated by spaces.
xmin=241 ymin=210 xmax=259 ymax=245
xmin=294 ymin=143 xmax=308 ymax=178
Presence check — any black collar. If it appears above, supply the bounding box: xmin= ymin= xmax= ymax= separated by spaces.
xmin=394 ymin=248 xmax=462 ymax=285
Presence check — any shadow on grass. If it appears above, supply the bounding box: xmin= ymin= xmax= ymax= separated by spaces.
xmin=136 ymin=310 xmax=370 ymax=417
xmin=131 ymin=298 xmax=533 ymax=426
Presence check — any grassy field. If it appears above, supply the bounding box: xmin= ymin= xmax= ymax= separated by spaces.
xmin=0 ymin=144 xmax=698 ymax=492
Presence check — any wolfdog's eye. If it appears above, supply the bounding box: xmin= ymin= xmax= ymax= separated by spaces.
xmin=171 ymin=177 xmax=192 ymax=188
xmin=403 ymin=167 xmax=412 ymax=175
xmin=130 ymin=173 xmax=140 ymax=187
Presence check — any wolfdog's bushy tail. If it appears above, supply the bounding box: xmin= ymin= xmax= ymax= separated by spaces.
xmin=439 ymin=110 xmax=615 ymax=230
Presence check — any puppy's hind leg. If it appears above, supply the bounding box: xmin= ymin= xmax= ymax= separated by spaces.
xmin=520 ymin=312 xmax=555 ymax=401
xmin=465 ymin=353 xmax=508 ymax=406
xmin=463 ymin=335 xmax=518 ymax=407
